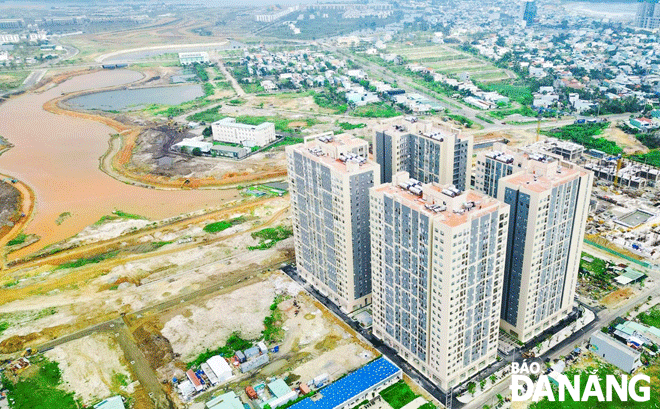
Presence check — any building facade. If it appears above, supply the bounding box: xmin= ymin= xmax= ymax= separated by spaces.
xmin=211 ymin=117 xmax=276 ymax=147
xmin=287 ymin=133 xmax=380 ymax=312
xmin=498 ymin=158 xmax=592 ymax=342
xmin=635 ymin=0 xmax=660 ymax=30
xmin=179 ymin=51 xmax=210 ymax=65
xmin=473 ymin=143 xmax=528 ymax=198
xmin=370 ymin=172 xmax=509 ymax=391
xmin=522 ymin=1 xmax=537 ymax=26
xmin=373 ymin=120 xmax=473 ymax=191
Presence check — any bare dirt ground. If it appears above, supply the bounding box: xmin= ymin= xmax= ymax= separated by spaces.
xmin=178 ymin=281 xmax=376 ymax=405
xmin=603 ymin=125 xmax=648 ymax=154
xmin=601 ymin=287 xmax=636 ymax=308
xmin=160 ymin=276 xmax=284 ymax=362
xmin=0 ymin=198 xmax=292 ymax=353
xmin=45 ymin=333 xmax=132 ymax=404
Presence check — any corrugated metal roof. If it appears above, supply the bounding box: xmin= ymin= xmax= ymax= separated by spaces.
xmin=289 ymin=358 xmax=401 ymax=409
xmin=268 ymin=379 xmax=292 ymax=398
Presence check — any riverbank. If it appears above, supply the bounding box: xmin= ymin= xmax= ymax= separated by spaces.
xmin=43 ymin=70 xmax=287 ymax=190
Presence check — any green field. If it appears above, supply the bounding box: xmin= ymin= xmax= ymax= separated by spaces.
xmin=637 ymin=304 xmax=660 ymax=329
xmin=379 ymin=380 xmax=419 ymax=409
xmin=2 ymin=359 xmax=79 ymax=409
xmin=389 ymin=44 xmax=509 ymax=83
xmin=0 ymin=71 xmax=29 ymax=91
xmin=248 ymin=226 xmax=293 ymax=250
xmin=541 ymin=123 xmax=622 ymax=155
xmin=203 ymin=216 xmax=245 ymax=233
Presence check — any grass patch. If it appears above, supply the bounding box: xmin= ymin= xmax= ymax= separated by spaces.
xmin=151 ymin=241 xmax=173 ymax=249
xmin=630 ymin=150 xmax=660 ymax=168
xmin=188 ymin=332 xmax=252 ymax=368
xmin=94 ymin=210 xmax=147 ymax=226
xmin=248 ymin=226 xmax=293 ymax=250
xmin=447 ymin=114 xmax=474 ymax=128
xmin=542 ymin=122 xmax=621 ymax=155
xmin=479 ymin=82 xmax=533 ymax=105
xmin=7 ymin=233 xmax=27 ymax=246
xmin=236 ymin=115 xmax=319 ymax=133
xmin=55 ymin=251 xmax=119 ymax=270
xmin=263 ymin=295 xmax=286 ymax=342
xmin=350 ymin=103 xmax=400 ymax=118
xmin=262 ymin=136 xmax=304 ymax=151
xmin=203 ymin=216 xmax=245 ymax=233
xmin=337 ymin=122 xmax=366 ymax=131
xmin=55 ymin=212 xmax=72 ymax=226
xmin=488 ymin=106 xmax=537 ymax=120
xmin=379 ymin=380 xmax=418 ymax=409
xmin=476 ymin=114 xmax=494 ymax=124
xmin=2 ymin=359 xmax=78 ymax=409
xmin=0 ymin=71 xmax=29 ymax=91
xmin=638 ymin=304 xmax=660 ymax=329
xmin=227 ymin=98 xmax=246 ymax=105
xmin=0 ymin=321 xmax=8 ymax=335
xmin=313 ymin=90 xmax=348 ymax=114
xmin=111 ymin=372 xmax=130 ymax=388
xmin=185 ymin=105 xmax=224 ymax=123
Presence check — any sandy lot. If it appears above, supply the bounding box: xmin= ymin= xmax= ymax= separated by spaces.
xmin=601 ymin=287 xmax=636 ymax=308
xmin=45 ymin=333 xmax=132 ymax=404
xmin=161 ymin=275 xmax=297 ymax=361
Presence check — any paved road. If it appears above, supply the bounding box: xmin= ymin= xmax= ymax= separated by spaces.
xmin=281 ymin=264 xmax=660 ymax=409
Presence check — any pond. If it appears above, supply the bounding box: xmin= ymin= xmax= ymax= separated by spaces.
xmin=66 ymin=84 xmax=204 ymax=111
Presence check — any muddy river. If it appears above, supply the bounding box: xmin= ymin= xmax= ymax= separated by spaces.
xmin=0 ymin=70 xmax=239 ymax=259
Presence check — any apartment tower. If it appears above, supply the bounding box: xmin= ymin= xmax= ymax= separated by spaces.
xmin=286 ymin=133 xmax=380 ymax=312
xmin=374 ymin=120 xmax=473 ymax=191
xmin=370 ymin=172 xmax=509 ymax=391
xmin=497 ymin=156 xmax=592 ymax=342
xmin=635 ymin=0 xmax=660 ymax=30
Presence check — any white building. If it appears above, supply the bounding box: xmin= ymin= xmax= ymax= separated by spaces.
xmin=286 ymin=133 xmax=380 ymax=312
xmin=171 ymin=137 xmax=212 ymax=154
xmin=211 ymin=118 xmax=276 ymax=147
xmin=179 ymin=51 xmax=209 ymax=65
xmin=0 ymin=33 xmax=20 ymax=44
xmin=206 ymin=356 xmax=233 ymax=384
xmin=370 ymin=172 xmax=510 ymax=392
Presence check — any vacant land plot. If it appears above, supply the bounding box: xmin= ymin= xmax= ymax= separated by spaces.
xmin=390 ymin=44 xmax=509 ymax=82
xmin=0 ymin=71 xmax=29 ymax=90
xmin=637 ymin=304 xmax=660 ymax=329
xmin=45 ymin=333 xmax=132 ymax=404
xmin=161 ymin=276 xmax=286 ymax=362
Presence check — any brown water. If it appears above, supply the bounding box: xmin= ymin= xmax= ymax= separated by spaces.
xmin=0 ymin=70 xmax=238 ymax=259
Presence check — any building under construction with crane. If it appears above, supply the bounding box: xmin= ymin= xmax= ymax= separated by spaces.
xmin=585 ymin=158 xmax=660 ymax=188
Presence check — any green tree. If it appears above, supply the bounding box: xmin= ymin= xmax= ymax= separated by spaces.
xmin=192 ymin=147 xmax=202 ymax=156
xmin=202 ymin=126 xmax=212 ymax=137
xmin=467 ymin=382 xmax=476 ymax=395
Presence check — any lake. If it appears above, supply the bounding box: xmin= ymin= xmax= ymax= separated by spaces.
xmin=65 ymin=84 xmax=204 ymax=111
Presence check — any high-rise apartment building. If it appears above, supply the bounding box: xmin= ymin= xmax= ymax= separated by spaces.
xmin=374 ymin=120 xmax=473 ymax=191
xmin=522 ymin=1 xmax=537 ymax=26
xmin=473 ymin=143 xmax=528 ymax=198
xmin=635 ymin=0 xmax=660 ymax=30
xmin=286 ymin=133 xmax=380 ymax=312
xmin=370 ymin=172 xmax=509 ymax=391
xmin=497 ymin=157 xmax=592 ymax=342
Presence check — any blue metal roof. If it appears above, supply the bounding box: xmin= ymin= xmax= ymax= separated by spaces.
xmin=290 ymin=358 xmax=401 ymax=409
